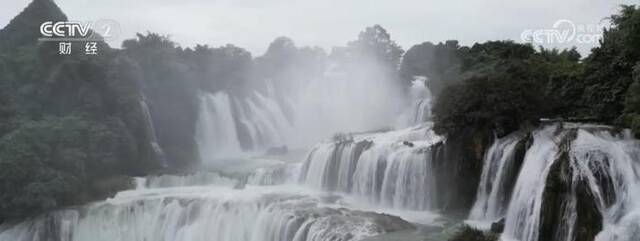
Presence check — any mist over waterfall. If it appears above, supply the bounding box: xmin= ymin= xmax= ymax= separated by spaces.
xmin=396 ymin=76 xmax=432 ymax=128
xmin=194 ymin=61 xmax=409 ymax=163
xmin=196 ymin=92 xmax=244 ymax=162
xmin=282 ymin=63 xmax=405 ymax=146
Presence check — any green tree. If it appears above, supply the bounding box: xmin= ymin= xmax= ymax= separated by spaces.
xmin=581 ymin=5 xmax=640 ymax=121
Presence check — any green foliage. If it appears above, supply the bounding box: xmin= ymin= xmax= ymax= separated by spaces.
xmin=0 ymin=114 xmax=140 ymax=218
xmin=621 ymin=64 xmax=640 ymax=136
xmin=430 ymin=5 xmax=640 ymax=138
xmin=0 ymin=0 xmax=67 ymax=52
xmin=582 ymin=5 xmax=640 ymax=121
xmin=0 ymin=1 xmax=164 ymax=223
xmin=430 ymin=4 xmax=640 ymax=138
xmin=0 ymin=117 xmax=87 ymax=221
xmin=432 ymin=41 xmax=576 ymax=136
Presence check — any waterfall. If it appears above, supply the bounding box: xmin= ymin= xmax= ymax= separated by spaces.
xmin=378 ymin=146 xmax=436 ymax=210
xmin=574 ymin=129 xmax=640 ymax=241
xmin=298 ymin=124 xmax=442 ymax=210
xmin=195 ymin=92 xmax=244 ymax=162
xmin=409 ymin=76 xmax=432 ymax=124
xmin=468 ymin=132 xmax=523 ymax=225
xmin=501 ymin=125 xmax=563 ymax=241
xmin=235 ymin=92 xmax=291 ymax=149
xmin=396 ymin=76 xmax=432 ymax=128
xmin=195 ymin=90 xmax=293 ymax=162
xmin=489 ymin=124 xmax=640 ymax=241
xmin=139 ymin=96 xmax=167 ymax=167
xmin=0 ymin=186 xmax=413 ymax=241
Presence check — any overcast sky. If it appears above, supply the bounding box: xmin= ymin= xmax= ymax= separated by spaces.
xmin=1 ymin=0 xmax=636 ymax=56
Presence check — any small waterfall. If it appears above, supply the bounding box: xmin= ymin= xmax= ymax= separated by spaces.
xmin=501 ymin=125 xmax=563 ymax=241
xmin=235 ymin=92 xmax=291 ymax=149
xmin=410 ymin=76 xmax=432 ymax=124
xmin=396 ymin=76 xmax=432 ymax=128
xmin=194 ymin=90 xmax=291 ymax=154
xmin=379 ymin=146 xmax=436 ymax=210
xmin=468 ymin=132 xmax=523 ymax=224
xmin=195 ymin=91 xmax=243 ymax=162
xmin=139 ymin=96 xmax=167 ymax=167
xmin=298 ymin=124 xmax=442 ymax=210
xmin=0 ymin=186 xmax=413 ymax=241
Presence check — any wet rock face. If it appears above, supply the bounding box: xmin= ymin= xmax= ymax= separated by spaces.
xmin=449 ymin=225 xmax=499 ymax=241
xmin=490 ymin=218 xmax=505 ymax=233
xmin=539 ymin=132 xmax=603 ymax=241
xmin=432 ymin=127 xmax=493 ymax=213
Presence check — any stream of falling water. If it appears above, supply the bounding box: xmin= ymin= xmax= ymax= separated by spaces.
xmin=467 ymin=132 xmax=522 ymax=227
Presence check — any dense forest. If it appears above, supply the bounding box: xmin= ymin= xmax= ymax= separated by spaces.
xmin=0 ymin=0 xmax=639 ymax=233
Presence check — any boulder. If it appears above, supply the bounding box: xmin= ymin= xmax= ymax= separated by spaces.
xmin=490 ymin=218 xmax=505 ymax=233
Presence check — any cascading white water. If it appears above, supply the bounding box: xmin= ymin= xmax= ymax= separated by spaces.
xmin=572 ymin=129 xmax=640 ymax=241
xmin=378 ymin=147 xmax=436 ymax=210
xmin=492 ymin=124 xmax=640 ymax=241
xmin=468 ymin=132 xmax=522 ymax=225
xmin=396 ymin=76 xmax=432 ymax=128
xmin=298 ymin=124 xmax=442 ymax=210
xmin=139 ymin=96 xmax=168 ymax=166
xmin=234 ymin=92 xmax=291 ymax=149
xmin=196 ymin=91 xmax=244 ymax=162
xmin=0 ymin=185 xmax=413 ymax=241
xmin=195 ymin=89 xmax=292 ymax=162
xmin=501 ymin=125 xmax=563 ymax=241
